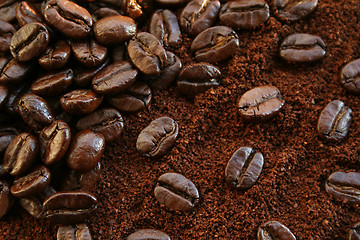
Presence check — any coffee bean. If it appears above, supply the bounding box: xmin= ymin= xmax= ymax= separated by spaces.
xmin=257 ymin=221 xmax=296 ymax=240
xmin=180 ymin=0 xmax=221 ymax=37
xmin=92 ymin=7 xmax=120 ymax=22
xmin=238 ymin=85 xmax=285 ymax=121
xmin=190 ymin=26 xmax=239 ymax=63
xmin=71 ymin=39 xmax=107 ymax=68
xmin=325 ymin=171 xmax=360 ymax=203
xmin=279 ymin=33 xmax=326 ymax=63
xmin=127 ymin=229 xmax=171 ymax=240
xmin=0 ymin=19 xmax=16 ymax=53
xmin=76 ymin=108 xmax=124 ymax=142
xmin=0 ymin=180 xmax=12 ymax=219
xmin=62 ymin=162 xmax=101 ymax=192
xmin=4 ymin=81 xmax=30 ymax=115
xmin=0 ymin=56 xmax=33 ymax=85
xmin=39 ymin=40 xmax=71 ymax=70
xmin=349 ymin=222 xmax=360 ymax=240
xmin=57 ymin=224 xmax=92 ymax=240
xmin=273 ymin=0 xmax=318 ymax=22
xmin=60 ymin=89 xmax=103 ymax=115
xmin=154 ymin=172 xmax=199 ymax=211
xmin=127 ymin=32 xmax=168 ymax=76
xmin=136 ymin=116 xmax=178 ymax=158
xmin=219 ymin=0 xmax=270 ymax=29
xmin=225 ymin=146 xmax=264 ymax=189
xmin=74 ymin=59 xmax=109 ymax=88
xmin=0 ymin=85 xmax=8 ymax=109
xmin=0 ymin=126 xmax=18 ymax=154
xmin=317 ymin=100 xmax=352 ymax=142
xmin=340 ymin=58 xmax=360 ymax=94
xmin=0 ymin=0 xmax=18 ymax=23
xmin=15 ymin=1 xmax=44 ymax=27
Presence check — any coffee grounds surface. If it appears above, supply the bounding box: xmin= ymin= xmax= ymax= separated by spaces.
xmin=1 ymin=0 xmax=360 ymax=239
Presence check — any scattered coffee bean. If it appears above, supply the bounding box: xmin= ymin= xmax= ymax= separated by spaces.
xmin=0 ymin=180 xmax=12 ymax=219
xmin=60 ymin=89 xmax=103 ymax=115
xmin=57 ymin=224 xmax=92 ymax=240
xmin=0 ymin=19 xmax=16 ymax=53
xmin=62 ymin=162 xmax=101 ymax=192
xmin=127 ymin=229 xmax=171 ymax=240
xmin=38 ymin=40 xmax=71 ymax=70
xmin=258 ymin=221 xmax=296 ymax=240
xmin=71 ymin=39 xmax=107 ymax=68
xmin=3 ymin=81 xmax=30 ymax=115
xmin=349 ymin=222 xmax=360 ymax=240
xmin=0 ymin=56 xmax=33 ymax=85
xmin=340 ymin=58 xmax=360 ymax=94
xmin=0 ymin=126 xmax=18 ymax=154
xmin=273 ymin=0 xmax=318 ymax=22
xmin=325 ymin=171 xmax=360 ymax=203
xmin=15 ymin=1 xmax=44 ymax=27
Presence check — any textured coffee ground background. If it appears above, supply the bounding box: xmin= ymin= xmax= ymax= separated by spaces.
xmin=1 ymin=0 xmax=360 ymax=239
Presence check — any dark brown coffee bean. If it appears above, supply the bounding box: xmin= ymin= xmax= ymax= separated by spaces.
xmin=3 ymin=81 xmax=30 ymax=115
xmin=273 ymin=0 xmax=318 ymax=22
xmin=137 ymin=116 xmax=178 ymax=158
xmin=107 ymin=81 xmax=151 ymax=113
xmin=62 ymin=162 xmax=101 ymax=192
xmin=219 ymin=0 xmax=270 ymax=29
xmin=127 ymin=229 xmax=171 ymax=240
xmin=225 ymin=146 xmax=264 ymax=189
xmin=0 ymin=180 xmax=12 ymax=219
xmin=57 ymin=224 xmax=92 ymax=240
xmin=60 ymin=89 xmax=103 ymax=115
xmin=258 ymin=221 xmax=296 ymax=240
xmin=39 ymin=40 xmax=71 ymax=70
xmin=0 ymin=56 xmax=33 ymax=85
xmin=0 ymin=19 xmax=16 ymax=53
xmin=325 ymin=171 xmax=360 ymax=203
xmin=190 ymin=26 xmax=239 ymax=64
xmin=3 ymin=132 xmax=38 ymax=176
xmin=0 ymin=0 xmax=18 ymax=23
xmin=349 ymin=222 xmax=360 ymax=240
xmin=340 ymin=58 xmax=360 ymax=94
xmin=154 ymin=172 xmax=199 ymax=211
xmin=127 ymin=32 xmax=168 ymax=76
xmin=0 ymin=126 xmax=18 ymax=154
xmin=31 ymin=69 xmax=73 ymax=97
xmin=92 ymin=61 xmax=138 ymax=96
xmin=238 ymin=85 xmax=285 ymax=121
xmin=279 ymin=33 xmax=326 ymax=63
xmin=71 ymin=39 xmax=107 ymax=68
xmin=39 ymin=120 xmax=71 ymax=166
xmin=76 ymin=108 xmax=124 ymax=142
xmin=74 ymin=58 xmax=109 ymax=88
xmin=180 ymin=0 xmax=220 ymax=37
xmin=317 ymin=100 xmax=352 ymax=142
xmin=15 ymin=1 xmax=44 ymax=27
xmin=0 ymin=85 xmax=8 ymax=109
xmin=92 ymin=7 xmax=120 ymax=22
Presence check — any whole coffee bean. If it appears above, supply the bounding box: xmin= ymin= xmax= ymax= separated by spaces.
xmin=62 ymin=162 xmax=101 ymax=192
xmin=0 ymin=85 xmax=8 ymax=109
xmin=67 ymin=129 xmax=105 ymax=171
xmin=39 ymin=120 xmax=71 ymax=166
xmin=94 ymin=15 xmax=136 ymax=45
xmin=107 ymin=81 xmax=151 ymax=113
xmin=190 ymin=26 xmax=239 ymax=64
xmin=279 ymin=33 xmax=326 ymax=63
xmin=15 ymin=1 xmax=44 ymax=27
xmin=325 ymin=171 xmax=360 ymax=203
xmin=3 ymin=132 xmax=38 ymax=176
xmin=127 ymin=229 xmax=171 ymax=240
xmin=0 ymin=180 xmax=12 ymax=219
xmin=74 ymin=59 xmax=109 ymax=88
xmin=0 ymin=0 xmax=18 ymax=23
xmin=92 ymin=61 xmax=138 ymax=95
xmin=225 ymin=146 xmax=264 ymax=189
xmin=10 ymin=22 xmax=50 ymax=62
xmin=340 ymin=59 xmax=360 ymax=94
xmin=0 ymin=19 xmax=16 ymax=53
xmin=92 ymin=7 xmax=120 ymax=22
xmin=60 ymin=89 xmax=103 ymax=115
xmin=76 ymin=108 xmax=124 ymax=142
xmin=219 ymin=0 xmax=270 ymax=29
xmin=238 ymin=85 xmax=285 ymax=121
xmin=257 ymin=221 xmax=296 ymax=240
xmin=177 ymin=63 xmax=221 ymax=96
xmin=127 ymin=32 xmax=168 ymax=76
xmin=57 ymin=224 xmax=92 ymax=240
xmin=180 ymin=0 xmax=221 ymax=37
xmin=42 ymin=191 xmax=97 ymax=224
xmin=273 ymin=0 xmax=318 ymax=22
xmin=39 ymin=40 xmax=71 ymax=70
xmin=317 ymin=100 xmax=352 ymax=142
xmin=154 ymin=172 xmax=199 ymax=211
xmin=71 ymin=39 xmax=107 ymax=68
xmin=0 ymin=56 xmax=33 ymax=85
xmin=349 ymin=222 xmax=360 ymax=240
xmin=0 ymin=126 xmax=18 ymax=154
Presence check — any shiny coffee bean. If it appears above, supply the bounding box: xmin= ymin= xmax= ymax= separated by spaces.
xmin=0 ymin=85 xmax=8 ymax=109
xmin=279 ymin=33 xmax=326 ymax=63
xmin=154 ymin=172 xmax=199 ymax=211
xmin=74 ymin=59 xmax=109 ymax=88
xmin=76 ymin=108 xmax=124 ymax=142
xmin=137 ymin=116 xmax=178 ymax=158
xmin=107 ymin=81 xmax=151 ymax=113
xmin=238 ymin=85 xmax=285 ymax=121
xmin=15 ymin=1 xmax=44 ymax=27
xmin=39 ymin=120 xmax=71 ymax=166
xmin=0 ymin=126 xmax=18 ymax=154
xmin=67 ymin=129 xmax=106 ymax=171
xmin=219 ymin=0 xmax=270 ymax=29
xmin=191 ymin=26 xmax=239 ymax=64
xmin=3 ymin=132 xmax=38 ymax=176
xmin=0 ymin=56 xmax=33 ymax=85
xmin=0 ymin=0 xmax=18 ymax=23
xmin=10 ymin=22 xmax=50 ymax=62
xmin=180 ymin=0 xmax=221 ymax=37
xmin=340 ymin=59 xmax=360 ymax=94
xmin=257 ymin=221 xmax=296 ymax=240
xmin=0 ymin=180 xmax=12 ymax=219
xmin=325 ymin=171 xmax=360 ymax=203
xmin=31 ymin=69 xmax=73 ymax=97
xmin=92 ymin=7 xmax=120 ymax=22
xmin=39 ymin=40 xmax=71 ymax=70
xmin=225 ymin=146 xmax=264 ymax=189
xmin=57 ymin=224 xmax=92 ymax=240
xmin=62 ymin=162 xmax=101 ymax=192
xmin=3 ymin=81 xmax=30 ymax=115
xmin=317 ymin=100 xmax=352 ymax=142
xmin=349 ymin=222 xmax=360 ymax=240
xmin=60 ymin=89 xmax=103 ymax=115
xmin=273 ymin=0 xmax=318 ymax=22
xmin=71 ymin=39 xmax=107 ymax=68
xmin=0 ymin=19 xmax=16 ymax=53
xmin=128 ymin=32 xmax=168 ymax=76
xmin=127 ymin=229 xmax=171 ymax=240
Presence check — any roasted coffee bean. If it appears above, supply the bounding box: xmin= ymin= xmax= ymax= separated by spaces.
xmin=0 ymin=0 xmax=18 ymax=23
xmin=71 ymin=39 xmax=107 ymax=68
xmin=0 ymin=85 xmax=8 ymax=109
xmin=225 ymin=146 xmax=264 ymax=189
xmin=137 ymin=116 xmax=178 ymax=158
xmin=39 ymin=40 xmax=71 ymax=70
xmin=10 ymin=22 xmax=50 ymax=62
xmin=317 ymin=100 xmax=352 ymax=142
xmin=3 ymin=81 xmax=30 ymax=115
xmin=150 ymin=9 xmax=181 ymax=48
xmin=0 ymin=19 xmax=16 ymax=53
xmin=154 ymin=172 xmax=199 ymax=211
xmin=15 ymin=1 xmax=44 ymax=27
xmin=3 ymin=132 xmax=38 ymax=176
xmin=349 ymin=222 xmax=360 ymax=240
xmin=127 ymin=229 xmax=171 ymax=240
xmin=279 ymin=33 xmax=326 ymax=63
xmin=219 ymin=0 xmax=270 ymax=29
xmin=325 ymin=171 xmax=360 ymax=203
xmin=340 ymin=59 xmax=360 ymax=94
xmin=67 ymin=129 xmax=105 ymax=171
xmin=127 ymin=32 xmax=168 ymax=76
xmin=60 ymin=89 xmax=103 ymax=115
xmin=76 ymin=108 xmax=124 ymax=142
xmin=0 ymin=126 xmax=18 ymax=154
xmin=92 ymin=61 xmax=138 ymax=95
xmin=94 ymin=15 xmax=136 ymax=45
xmin=180 ymin=0 xmax=221 ymax=37
xmin=92 ymin=7 xmax=120 ymax=22
xmin=43 ymin=0 xmax=92 ymax=39
xmin=107 ymin=81 xmax=151 ymax=113
xmin=0 ymin=56 xmax=33 ymax=85
xmin=257 ymin=221 xmax=296 ymax=240
xmin=190 ymin=26 xmax=239 ymax=63
xmin=238 ymin=85 xmax=285 ymax=121
xmin=31 ymin=69 xmax=73 ymax=97
xmin=0 ymin=180 xmax=12 ymax=219
xmin=273 ymin=0 xmax=318 ymax=22
xmin=19 ymin=186 xmax=56 ymax=218
xmin=39 ymin=120 xmax=71 ymax=166
xmin=43 ymin=191 xmax=97 ymax=224
xmin=18 ymin=93 xmax=54 ymax=130
xmin=62 ymin=162 xmax=101 ymax=192
xmin=57 ymin=224 xmax=92 ymax=240
xmin=177 ymin=63 xmax=221 ymax=96
xmin=11 ymin=165 xmax=51 ymax=198
xmin=74 ymin=59 xmax=109 ymax=88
